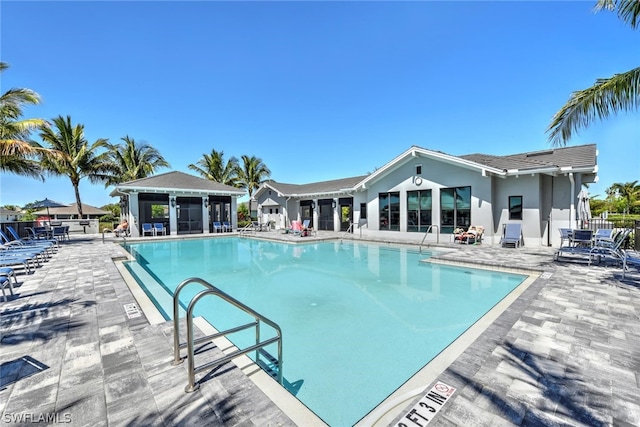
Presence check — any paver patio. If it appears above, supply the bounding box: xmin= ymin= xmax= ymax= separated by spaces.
xmin=1 ymin=232 xmax=638 ymax=426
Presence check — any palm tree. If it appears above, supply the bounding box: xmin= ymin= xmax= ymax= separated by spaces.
xmin=547 ymin=0 xmax=640 ymax=146
xmin=0 ymin=62 xmax=49 ymax=179
xmin=105 ymin=136 xmax=170 ymax=185
xmin=39 ymin=115 xmax=115 ymax=217
xmin=188 ymin=149 xmax=239 ymax=186
xmin=608 ymin=180 xmax=640 ymax=214
xmin=236 ymin=155 xmax=271 ymax=200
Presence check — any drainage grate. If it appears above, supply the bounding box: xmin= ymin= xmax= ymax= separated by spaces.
xmin=123 ymin=303 xmax=142 ymax=319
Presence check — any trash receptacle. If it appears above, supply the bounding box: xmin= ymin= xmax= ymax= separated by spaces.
xmin=635 ymin=220 xmax=640 ymax=251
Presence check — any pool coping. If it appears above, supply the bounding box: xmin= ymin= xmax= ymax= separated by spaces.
xmin=115 ymin=238 xmax=541 ymax=426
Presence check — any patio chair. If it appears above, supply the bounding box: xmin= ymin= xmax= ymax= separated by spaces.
xmin=570 ymin=229 xmax=593 ymax=248
xmin=500 ymin=223 xmax=522 ymax=248
xmin=153 ymin=223 xmax=166 ymax=236
xmin=213 ymin=222 xmax=223 ymax=233
xmin=222 ymin=221 xmax=232 ymax=232
xmin=51 ymin=226 xmax=69 ymax=242
xmin=142 ymin=223 xmax=155 ymax=237
xmin=558 ymin=228 xmax=572 ymax=247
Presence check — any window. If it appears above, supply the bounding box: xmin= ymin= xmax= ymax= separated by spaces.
xmin=509 ymin=196 xmax=523 ymax=220
xmin=360 ymin=203 xmax=367 ymax=219
xmin=440 ymin=186 xmax=471 ymax=234
xmin=379 ymin=192 xmax=400 ymax=231
xmin=416 ymin=165 xmax=422 ymax=175
xmin=407 ymin=190 xmax=432 ymax=232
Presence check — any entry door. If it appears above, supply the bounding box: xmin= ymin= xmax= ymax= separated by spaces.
xmin=177 ymin=199 xmax=203 ymax=234
xmin=318 ymin=201 xmax=333 ymax=230
xmin=339 ymin=198 xmax=353 ymax=232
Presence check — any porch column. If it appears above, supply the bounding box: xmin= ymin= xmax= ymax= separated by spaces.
xmin=203 ymin=196 xmax=211 ymax=234
xmin=313 ymin=199 xmax=318 ymax=230
xmin=129 ymin=192 xmax=140 ymax=237
xmin=169 ymin=196 xmax=178 ymax=236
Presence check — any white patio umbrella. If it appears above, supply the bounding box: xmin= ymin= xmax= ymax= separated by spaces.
xmin=577 ymin=189 xmax=591 ymax=226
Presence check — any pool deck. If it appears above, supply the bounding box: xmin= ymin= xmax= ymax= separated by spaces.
xmin=1 ymin=231 xmax=639 ymax=426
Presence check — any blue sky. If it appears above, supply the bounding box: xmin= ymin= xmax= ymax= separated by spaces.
xmin=1 ymin=1 xmax=638 ymax=209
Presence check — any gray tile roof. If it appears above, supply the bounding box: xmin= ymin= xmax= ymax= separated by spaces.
xmin=459 ymin=144 xmax=597 ymax=171
xmin=116 ymin=171 xmax=244 ymax=194
xmin=265 ymin=175 xmax=369 ymax=196
xmin=33 ymin=203 xmax=109 ymax=216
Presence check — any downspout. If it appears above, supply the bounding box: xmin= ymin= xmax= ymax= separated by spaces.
xmin=285 ymin=197 xmax=292 ymax=227
xmin=568 ymin=173 xmax=575 ymax=228
xmin=548 ymin=177 xmax=553 ymax=246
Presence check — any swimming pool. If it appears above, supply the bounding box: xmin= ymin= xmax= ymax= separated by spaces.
xmin=122 ymin=237 xmax=527 ymax=426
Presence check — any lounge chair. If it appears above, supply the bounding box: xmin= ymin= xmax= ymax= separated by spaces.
xmin=300 ymin=219 xmax=314 ymax=237
xmin=593 ymin=228 xmax=614 ymax=246
xmin=0 ymin=254 xmax=34 ymax=274
xmin=0 ymin=267 xmax=17 ymax=301
xmin=588 ymin=228 xmax=632 ymax=266
xmin=142 ymin=223 xmax=155 ymax=237
xmin=1 ymin=243 xmax=49 ymax=264
xmin=213 ymin=222 xmax=223 ymax=233
xmin=500 ymin=223 xmax=522 ymax=248
xmin=153 ymin=223 xmax=167 ymax=236
xmin=556 ymin=228 xmax=630 ymax=265
xmin=0 ymin=230 xmax=53 ymax=260
xmin=455 ymin=225 xmax=484 ymax=244
xmin=5 ymin=226 xmax=57 ymax=249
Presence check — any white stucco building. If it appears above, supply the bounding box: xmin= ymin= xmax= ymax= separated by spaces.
xmin=112 ymin=171 xmax=244 ymax=237
xmin=253 ymin=144 xmax=598 ymax=247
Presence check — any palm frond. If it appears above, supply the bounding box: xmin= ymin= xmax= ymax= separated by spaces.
xmin=547 ymin=67 xmax=640 ymax=146
xmin=595 ymin=0 xmax=640 ymax=29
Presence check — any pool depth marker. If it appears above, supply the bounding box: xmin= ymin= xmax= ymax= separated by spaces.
xmin=394 ymin=381 xmax=456 ymax=427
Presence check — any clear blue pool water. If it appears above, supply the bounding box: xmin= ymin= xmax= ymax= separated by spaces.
xmin=123 ymin=237 xmax=526 ymax=426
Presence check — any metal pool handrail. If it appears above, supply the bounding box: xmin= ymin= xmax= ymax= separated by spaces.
xmin=419 ymin=225 xmax=439 ymax=252
xmin=172 ymin=277 xmax=283 ymax=392
xmin=340 ymin=222 xmax=354 ymax=242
